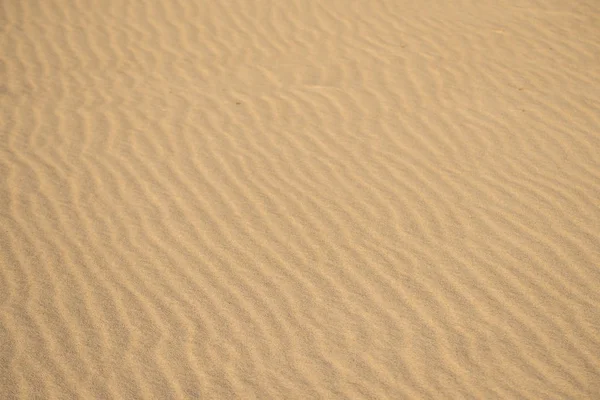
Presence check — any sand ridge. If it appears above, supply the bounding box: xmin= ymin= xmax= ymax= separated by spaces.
xmin=1 ymin=0 xmax=600 ymax=398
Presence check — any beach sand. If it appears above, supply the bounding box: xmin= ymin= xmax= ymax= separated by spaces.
xmin=1 ymin=0 xmax=600 ymax=398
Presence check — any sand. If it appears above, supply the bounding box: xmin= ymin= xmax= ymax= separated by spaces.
xmin=1 ymin=0 xmax=600 ymax=398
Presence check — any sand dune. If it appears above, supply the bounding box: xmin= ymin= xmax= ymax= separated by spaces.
xmin=2 ymin=0 xmax=600 ymax=398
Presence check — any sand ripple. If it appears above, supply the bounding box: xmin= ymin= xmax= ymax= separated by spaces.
xmin=1 ymin=0 xmax=600 ymax=398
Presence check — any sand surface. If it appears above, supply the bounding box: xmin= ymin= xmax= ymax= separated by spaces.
xmin=2 ymin=0 xmax=600 ymax=398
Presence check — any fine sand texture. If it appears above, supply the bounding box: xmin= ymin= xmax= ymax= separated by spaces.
xmin=2 ymin=0 xmax=600 ymax=398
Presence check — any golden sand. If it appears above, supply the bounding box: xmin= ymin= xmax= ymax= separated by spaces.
xmin=1 ymin=0 xmax=600 ymax=398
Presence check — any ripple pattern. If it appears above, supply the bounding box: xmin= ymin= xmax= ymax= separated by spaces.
xmin=1 ymin=0 xmax=600 ymax=398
